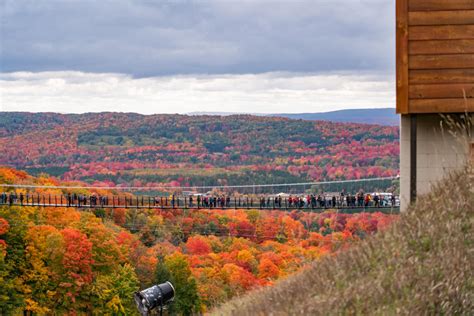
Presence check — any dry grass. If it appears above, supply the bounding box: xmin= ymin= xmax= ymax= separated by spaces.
xmin=212 ymin=169 xmax=474 ymax=315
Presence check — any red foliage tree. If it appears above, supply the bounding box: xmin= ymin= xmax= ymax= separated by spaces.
xmin=60 ymin=228 xmax=94 ymax=304
xmin=186 ymin=236 xmax=212 ymax=255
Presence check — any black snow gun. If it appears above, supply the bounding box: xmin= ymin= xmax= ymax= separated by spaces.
xmin=134 ymin=282 xmax=175 ymax=316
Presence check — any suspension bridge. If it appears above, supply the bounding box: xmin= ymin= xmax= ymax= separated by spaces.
xmin=0 ymin=176 xmax=400 ymax=212
xmin=0 ymin=192 xmax=399 ymax=210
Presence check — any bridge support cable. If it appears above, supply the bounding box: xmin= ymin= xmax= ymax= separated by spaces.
xmin=0 ymin=176 xmax=398 ymax=191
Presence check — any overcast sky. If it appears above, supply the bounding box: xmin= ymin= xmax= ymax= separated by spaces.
xmin=0 ymin=0 xmax=395 ymax=114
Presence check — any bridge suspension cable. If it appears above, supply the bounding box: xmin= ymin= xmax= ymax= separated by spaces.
xmin=0 ymin=176 xmax=398 ymax=191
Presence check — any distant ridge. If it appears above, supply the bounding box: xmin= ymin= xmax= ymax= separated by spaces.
xmin=188 ymin=108 xmax=398 ymax=126
xmin=271 ymin=108 xmax=398 ymax=125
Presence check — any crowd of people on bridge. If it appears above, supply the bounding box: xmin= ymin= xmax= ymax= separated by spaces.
xmin=1 ymin=190 xmax=398 ymax=209
xmin=269 ymin=191 xmax=397 ymax=208
xmin=65 ymin=193 xmax=109 ymax=207
xmin=1 ymin=192 xmax=24 ymax=205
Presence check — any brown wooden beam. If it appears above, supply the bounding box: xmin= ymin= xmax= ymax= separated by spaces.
xmin=410 ymin=25 xmax=474 ymax=41
xmin=397 ymin=0 xmax=409 ymax=114
xmin=409 ymin=98 xmax=474 ymax=113
xmin=409 ymin=39 xmax=474 ymax=55
xmin=409 ymin=54 xmax=474 ymax=69
xmin=409 ymin=83 xmax=474 ymax=99
xmin=409 ymin=10 xmax=474 ymax=26
xmin=409 ymin=0 xmax=474 ymax=11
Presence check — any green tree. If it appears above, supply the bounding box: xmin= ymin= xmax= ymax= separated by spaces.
xmin=0 ymin=206 xmax=29 ymax=314
xmin=163 ymin=253 xmax=201 ymax=315
xmin=91 ymin=264 xmax=140 ymax=315
xmin=155 ymin=255 xmax=171 ymax=285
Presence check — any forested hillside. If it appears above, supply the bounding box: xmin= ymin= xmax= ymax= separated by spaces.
xmin=0 ymin=167 xmax=398 ymax=314
xmin=0 ymin=112 xmax=399 ymax=191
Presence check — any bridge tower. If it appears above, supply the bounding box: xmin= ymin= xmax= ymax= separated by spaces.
xmin=396 ymin=0 xmax=474 ymax=211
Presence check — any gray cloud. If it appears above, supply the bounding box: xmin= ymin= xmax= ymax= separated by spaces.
xmin=0 ymin=71 xmax=395 ymax=114
xmin=1 ymin=0 xmax=394 ymax=77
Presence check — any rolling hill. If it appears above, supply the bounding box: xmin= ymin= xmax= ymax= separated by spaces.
xmin=271 ymin=108 xmax=398 ymax=126
xmin=188 ymin=108 xmax=398 ymax=126
xmin=0 ymin=112 xmax=399 ymax=192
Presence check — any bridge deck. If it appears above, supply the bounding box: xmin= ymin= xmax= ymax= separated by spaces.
xmin=0 ymin=196 xmax=400 ymax=213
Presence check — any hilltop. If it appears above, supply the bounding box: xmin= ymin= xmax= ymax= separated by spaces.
xmin=0 ymin=112 xmax=399 ymax=191
xmin=213 ymin=170 xmax=473 ymax=315
xmin=270 ymin=108 xmax=398 ymax=126
xmin=188 ymin=108 xmax=398 ymax=126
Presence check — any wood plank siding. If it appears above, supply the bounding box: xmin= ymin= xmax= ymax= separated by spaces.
xmin=397 ymin=0 xmax=474 ymax=114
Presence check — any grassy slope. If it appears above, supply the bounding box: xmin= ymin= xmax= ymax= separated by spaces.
xmin=212 ymin=170 xmax=473 ymax=315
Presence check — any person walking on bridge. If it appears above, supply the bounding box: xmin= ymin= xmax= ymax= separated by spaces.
xmin=90 ymin=194 xmax=97 ymax=207
xmin=66 ymin=193 xmax=71 ymax=207
xmin=374 ymin=194 xmax=380 ymax=207
xmin=8 ymin=192 xmax=14 ymax=205
xmin=364 ymin=194 xmax=371 ymax=208
xmin=310 ymin=195 xmax=316 ymax=209
xmin=357 ymin=192 xmax=364 ymax=207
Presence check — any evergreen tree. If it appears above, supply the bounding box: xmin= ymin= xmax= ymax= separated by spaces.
xmin=155 ymin=255 xmax=171 ymax=284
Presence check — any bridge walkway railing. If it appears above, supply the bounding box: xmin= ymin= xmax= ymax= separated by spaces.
xmin=0 ymin=193 xmax=400 ymax=213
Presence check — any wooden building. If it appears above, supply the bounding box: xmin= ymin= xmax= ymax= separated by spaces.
xmin=396 ymin=0 xmax=474 ymax=210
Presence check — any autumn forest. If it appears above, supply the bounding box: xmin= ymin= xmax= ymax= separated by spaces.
xmin=0 ymin=112 xmax=401 ymax=314
xmin=0 ymin=112 xmax=399 ymax=191
xmin=0 ymin=167 xmax=398 ymax=314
